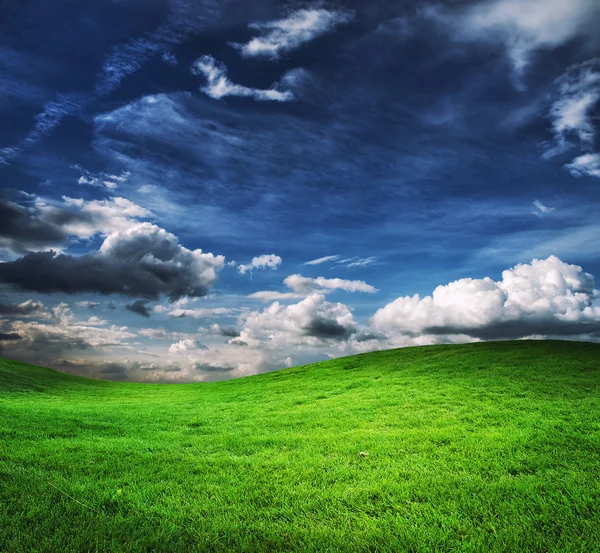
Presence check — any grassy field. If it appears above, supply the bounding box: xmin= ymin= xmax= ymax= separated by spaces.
xmin=1 ymin=340 xmax=600 ymax=552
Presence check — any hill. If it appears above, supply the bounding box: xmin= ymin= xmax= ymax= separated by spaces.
xmin=1 ymin=340 xmax=599 ymax=552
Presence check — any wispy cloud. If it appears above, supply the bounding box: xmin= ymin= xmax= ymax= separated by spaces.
xmin=338 ymin=256 xmax=377 ymax=269
xmin=565 ymin=153 xmax=600 ymax=178
xmin=532 ymin=199 xmax=556 ymax=216
xmin=71 ymin=165 xmax=131 ymax=191
xmin=284 ymin=274 xmax=378 ymax=294
xmin=192 ymin=55 xmax=294 ymax=102
xmin=424 ymin=0 xmax=599 ymax=83
xmin=230 ymin=9 xmax=354 ymax=60
xmin=0 ymin=0 xmax=222 ymax=164
xmin=542 ymin=59 xmax=600 ymax=178
xmin=304 ymin=255 xmax=340 ymax=265
xmin=543 ymin=59 xmax=600 ymax=159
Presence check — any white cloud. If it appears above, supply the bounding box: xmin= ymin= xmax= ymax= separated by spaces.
xmin=305 ymin=255 xmax=340 ymax=265
xmin=236 ymin=294 xmax=358 ymax=348
xmin=38 ymin=196 xmax=152 ymax=239
xmin=565 ymin=153 xmax=600 ymax=178
xmin=284 ymin=274 xmax=378 ymax=294
xmin=532 ymin=199 xmax=555 ymax=216
xmin=167 ymin=307 xmax=236 ymax=319
xmin=425 ymin=0 xmax=599 ymax=79
xmin=75 ymin=168 xmax=130 ymax=191
xmin=238 ymin=254 xmax=282 ymax=275
xmin=543 ymin=59 xmax=600 ymax=159
xmin=168 ymin=339 xmax=207 ymax=354
xmin=371 ymin=256 xmax=600 ymax=343
xmin=1 ymin=303 xmax=136 ymax=364
xmin=231 ymin=9 xmax=354 ymax=59
xmin=0 ymin=1 xmax=222 ymax=165
xmin=192 ymin=55 xmax=293 ymax=102
xmin=339 ymin=256 xmax=377 ymax=269
xmin=248 ymin=291 xmax=304 ymax=302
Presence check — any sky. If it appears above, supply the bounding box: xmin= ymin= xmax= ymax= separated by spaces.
xmin=1 ymin=0 xmax=600 ymax=382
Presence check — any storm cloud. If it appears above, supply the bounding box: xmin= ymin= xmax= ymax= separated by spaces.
xmin=0 ymin=223 xmax=225 ymax=301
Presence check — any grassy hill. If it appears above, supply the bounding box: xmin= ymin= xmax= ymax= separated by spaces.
xmin=1 ymin=340 xmax=599 ymax=552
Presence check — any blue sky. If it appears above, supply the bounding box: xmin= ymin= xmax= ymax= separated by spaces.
xmin=1 ymin=0 xmax=600 ymax=381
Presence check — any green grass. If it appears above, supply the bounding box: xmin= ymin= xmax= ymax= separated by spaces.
xmin=1 ymin=340 xmax=600 ymax=552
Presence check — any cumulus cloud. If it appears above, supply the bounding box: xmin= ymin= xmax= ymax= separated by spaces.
xmin=0 ymin=300 xmax=48 ymax=317
xmin=192 ymin=55 xmax=293 ymax=102
xmin=238 ymin=254 xmax=282 ymax=275
xmin=0 ymin=303 xmax=136 ymax=365
xmin=284 ymin=274 xmax=378 ymax=294
xmin=0 ymin=195 xmax=151 ymax=255
xmin=371 ymin=256 xmax=600 ymax=343
xmin=230 ymin=9 xmax=354 ymax=59
xmin=0 ymin=223 xmax=225 ymax=301
xmin=425 ymin=0 xmax=600 ymax=79
xmin=168 ymin=338 xmax=207 ymax=354
xmin=236 ymin=294 xmax=358 ymax=348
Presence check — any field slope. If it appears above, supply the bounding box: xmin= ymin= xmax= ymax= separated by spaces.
xmin=1 ymin=340 xmax=600 ymax=552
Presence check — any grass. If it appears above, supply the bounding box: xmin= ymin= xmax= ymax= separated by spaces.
xmin=1 ymin=340 xmax=600 ymax=552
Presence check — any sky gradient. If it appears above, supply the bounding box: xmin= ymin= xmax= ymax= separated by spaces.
xmin=1 ymin=0 xmax=600 ymax=381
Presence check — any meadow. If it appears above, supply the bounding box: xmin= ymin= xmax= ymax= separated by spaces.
xmin=1 ymin=340 xmax=599 ymax=552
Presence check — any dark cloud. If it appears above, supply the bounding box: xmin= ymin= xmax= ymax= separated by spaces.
xmin=0 ymin=199 xmax=66 ymax=254
xmin=0 ymin=300 xmax=46 ymax=316
xmin=0 ymin=223 xmax=224 ymax=301
xmin=424 ymin=320 xmax=600 ymax=341
xmin=217 ymin=326 xmax=240 ymax=338
xmin=0 ymin=332 xmax=21 ymax=341
xmin=126 ymin=300 xmax=152 ymax=318
xmin=193 ymin=363 xmax=236 ymax=373
xmin=303 ymin=317 xmax=355 ymax=340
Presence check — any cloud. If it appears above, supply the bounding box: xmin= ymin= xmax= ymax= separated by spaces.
xmin=0 ymin=223 xmax=225 ymax=301
xmin=126 ymin=300 xmax=152 ymax=318
xmin=76 ymin=301 xmax=100 ymax=309
xmin=0 ymin=303 xmax=136 ymax=365
xmin=236 ymin=294 xmax=358 ymax=348
xmin=230 ymin=9 xmax=354 ymax=59
xmin=371 ymin=256 xmax=600 ymax=343
xmin=73 ymin=166 xmax=131 ymax=191
xmin=284 ymin=274 xmax=378 ymax=294
xmin=0 ymin=92 xmax=88 ymax=165
xmin=0 ymin=332 xmax=22 ymax=341
xmin=532 ymin=199 xmax=555 ymax=216
xmin=424 ymin=0 xmax=600 ymax=79
xmin=0 ymin=0 xmax=222 ymax=165
xmin=0 ymin=300 xmax=48 ymax=317
xmin=0 ymin=195 xmax=151 ymax=254
xmin=305 ymin=255 xmax=340 ymax=265
xmin=565 ymin=153 xmax=600 ymax=178
xmin=543 ymin=59 xmax=600 ymax=159
xmin=168 ymin=339 xmax=208 ymax=354
xmin=248 ymin=291 xmax=304 ymax=302
xmin=238 ymin=254 xmax=282 ymax=275
xmin=166 ymin=307 xmax=235 ymax=319
xmin=191 ymin=55 xmax=294 ymax=102
xmin=338 ymin=256 xmax=377 ymax=269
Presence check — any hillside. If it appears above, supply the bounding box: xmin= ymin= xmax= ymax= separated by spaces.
xmin=1 ymin=340 xmax=600 ymax=552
